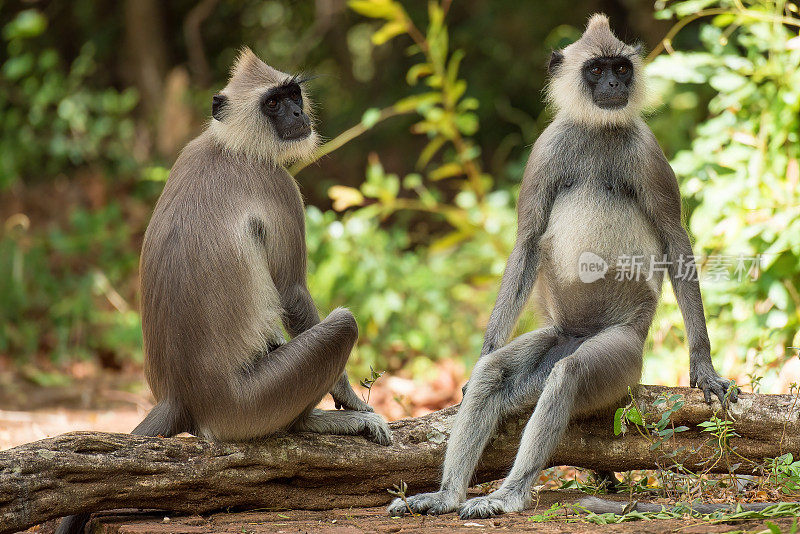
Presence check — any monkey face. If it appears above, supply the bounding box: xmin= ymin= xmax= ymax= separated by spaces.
xmin=259 ymin=82 xmax=312 ymax=141
xmin=582 ymin=56 xmax=634 ymax=110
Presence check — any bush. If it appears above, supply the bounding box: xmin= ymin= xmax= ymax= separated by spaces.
xmin=644 ymin=0 xmax=800 ymax=389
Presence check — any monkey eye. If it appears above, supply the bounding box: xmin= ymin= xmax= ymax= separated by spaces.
xmin=617 ymin=65 xmax=629 ymax=75
xmin=590 ymin=66 xmax=603 ymax=76
xmin=266 ymin=97 xmax=278 ymax=109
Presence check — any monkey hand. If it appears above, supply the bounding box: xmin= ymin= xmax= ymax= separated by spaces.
xmin=690 ymin=358 xmax=739 ymax=406
xmin=333 ymin=394 xmax=374 ymax=412
xmin=331 ymin=376 xmax=374 ymax=412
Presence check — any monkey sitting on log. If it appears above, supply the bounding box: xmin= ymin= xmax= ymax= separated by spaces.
xmin=56 ymin=48 xmax=390 ymax=534
xmin=389 ymin=14 xmax=737 ymax=520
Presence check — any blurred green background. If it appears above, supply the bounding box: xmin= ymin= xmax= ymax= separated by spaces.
xmin=0 ymin=0 xmax=798 ymax=393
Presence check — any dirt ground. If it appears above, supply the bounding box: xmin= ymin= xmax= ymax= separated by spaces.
xmin=32 ymin=490 xmax=797 ymax=534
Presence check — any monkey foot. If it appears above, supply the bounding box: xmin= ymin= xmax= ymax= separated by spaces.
xmin=387 ymin=491 xmax=460 ymax=517
xmin=362 ymin=412 xmax=392 ymax=446
xmin=459 ymin=491 xmax=526 ymax=519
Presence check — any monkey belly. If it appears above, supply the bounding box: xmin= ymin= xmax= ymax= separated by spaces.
xmin=535 ymin=273 xmax=658 ymax=335
xmin=541 ymin=189 xmax=662 ymax=286
xmin=537 ymin=192 xmax=662 ymax=332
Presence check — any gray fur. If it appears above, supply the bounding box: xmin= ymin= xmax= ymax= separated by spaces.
xmin=389 ymin=14 xmax=735 ymax=520
xmin=57 ymin=49 xmax=389 ymax=534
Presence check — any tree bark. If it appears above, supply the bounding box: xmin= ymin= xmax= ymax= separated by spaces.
xmin=122 ymin=0 xmax=168 ymax=116
xmin=1 ymin=386 xmax=797 ymax=534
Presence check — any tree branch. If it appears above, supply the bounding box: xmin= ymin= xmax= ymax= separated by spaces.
xmin=1 ymin=386 xmax=797 ymax=534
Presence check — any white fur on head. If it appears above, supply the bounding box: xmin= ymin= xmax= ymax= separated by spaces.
xmin=546 ymin=14 xmax=647 ymax=127
xmin=209 ymin=47 xmax=318 ymax=165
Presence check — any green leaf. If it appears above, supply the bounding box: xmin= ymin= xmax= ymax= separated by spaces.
xmin=2 ymin=9 xmax=48 ymax=40
xmin=614 ymin=407 xmax=624 ymax=436
xmin=673 ymin=0 xmax=718 ymax=17
xmin=406 ymin=63 xmax=433 ymax=85
xmin=417 ymin=137 xmax=446 ymax=168
xmin=709 ymin=71 xmax=747 ymax=92
xmin=446 ymin=49 xmax=465 ymax=86
xmin=2 ymin=54 xmax=35 ymax=80
xmin=372 ymin=20 xmax=406 ymax=45
xmin=361 ymin=108 xmax=382 ymax=128
xmin=428 ymin=162 xmax=463 ymax=181
xmin=454 ymin=112 xmax=478 ymax=135
xmin=626 ymin=405 xmax=644 ymax=426
xmin=394 ymin=92 xmax=442 ymax=112
xmin=348 ymin=0 xmax=401 ymax=20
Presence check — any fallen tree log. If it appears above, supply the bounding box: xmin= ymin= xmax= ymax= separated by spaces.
xmin=1 ymin=385 xmax=798 ymax=534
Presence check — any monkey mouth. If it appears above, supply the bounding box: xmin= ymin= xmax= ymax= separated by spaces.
xmin=594 ymin=96 xmax=628 ymax=110
xmin=278 ymin=126 xmax=312 ymax=141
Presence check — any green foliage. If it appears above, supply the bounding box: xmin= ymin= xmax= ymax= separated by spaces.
xmin=646 ymin=0 xmax=800 ymax=388
xmin=301 ymin=0 xmax=524 ymax=373
xmin=0 ymin=205 xmax=142 ymax=364
xmin=0 ymin=9 xmax=139 ymax=189
xmin=1 ymin=0 xmax=798 ymax=393
xmin=333 ymin=0 xmax=494 ymax=247
xmin=574 ymin=502 xmax=800 ymax=525
xmin=766 ymin=453 xmax=800 ymax=495
xmin=527 ymin=503 xmax=563 ymax=522
xmin=613 ymin=391 xmax=690 ymax=455
xmin=305 ymin=201 xmax=513 ymax=373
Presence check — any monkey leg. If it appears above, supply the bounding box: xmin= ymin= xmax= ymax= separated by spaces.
xmin=291 ymin=407 xmax=391 ymax=445
xmin=458 ymin=324 xmax=645 ymax=519
xmin=197 ymin=307 xmax=360 ymax=441
xmin=388 ymin=327 xmax=560 ymax=517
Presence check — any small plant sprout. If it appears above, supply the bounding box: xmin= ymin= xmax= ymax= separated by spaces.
xmin=387 ymin=480 xmax=418 ymax=517
xmin=359 ymin=366 xmax=385 ymax=404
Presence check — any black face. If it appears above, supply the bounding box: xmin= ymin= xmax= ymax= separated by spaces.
xmin=260 ymin=81 xmax=311 ymax=141
xmin=582 ymin=56 xmax=633 ymax=109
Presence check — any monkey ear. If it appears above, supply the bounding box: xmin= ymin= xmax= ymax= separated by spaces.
xmin=548 ymin=50 xmax=564 ymax=75
xmin=212 ymin=94 xmax=227 ymax=121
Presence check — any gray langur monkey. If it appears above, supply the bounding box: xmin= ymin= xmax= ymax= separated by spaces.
xmin=388 ymin=14 xmax=737 ymax=520
xmin=56 ymin=48 xmax=390 ymax=534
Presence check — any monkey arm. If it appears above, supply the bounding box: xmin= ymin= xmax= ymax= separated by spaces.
xmin=280 ymin=283 xmax=321 ymax=338
xmin=641 ymin=142 xmax=737 ymax=405
xmin=481 ymin=239 xmax=540 ymax=357
xmin=278 ymin=283 xmax=371 ymax=411
xmin=481 ymin=160 xmax=556 ymax=358
xmin=662 ymin=222 xmax=737 ymax=405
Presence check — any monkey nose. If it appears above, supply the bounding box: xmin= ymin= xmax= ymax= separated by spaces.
xmin=293 ymin=109 xmax=301 ymax=117
xmin=608 ymin=80 xmax=619 ymax=87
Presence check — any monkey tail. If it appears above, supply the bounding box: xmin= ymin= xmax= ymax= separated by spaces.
xmin=576 ymin=496 xmax=799 ymax=515
xmin=55 ymin=401 xmax=192 ymax=534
